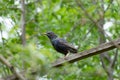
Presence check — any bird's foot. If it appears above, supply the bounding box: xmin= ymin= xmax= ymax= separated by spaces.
xmin=64 ymin=52 xmax=70 ymax=60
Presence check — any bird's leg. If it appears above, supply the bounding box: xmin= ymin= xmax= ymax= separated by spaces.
xmin=64 ymin=51 xmax=70 ymax=60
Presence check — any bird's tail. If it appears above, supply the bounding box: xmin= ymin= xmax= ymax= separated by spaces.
xmin=69 ymin=47 xmax=78 ymax=53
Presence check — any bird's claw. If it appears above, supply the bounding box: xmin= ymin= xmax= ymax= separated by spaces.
xmin=64 ymin=51 xmax=70 ymax=60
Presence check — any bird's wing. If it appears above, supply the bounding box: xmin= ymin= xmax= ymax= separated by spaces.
xmin=57 ymin=38 xmax=78 ymax=53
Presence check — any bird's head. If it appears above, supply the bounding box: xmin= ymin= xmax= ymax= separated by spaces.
xmin=44 ymin=32 xmax=58 ymax=40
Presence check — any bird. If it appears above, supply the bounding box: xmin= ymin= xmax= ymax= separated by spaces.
xmin=44 ymin=31 xmax=78 ymax=58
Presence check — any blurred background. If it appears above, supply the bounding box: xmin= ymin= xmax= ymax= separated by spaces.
xmin=0 ymin=0 xmax=120 ymax=80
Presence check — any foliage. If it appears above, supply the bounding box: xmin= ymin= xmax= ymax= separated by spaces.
xmin=0 ymin=0 xmax=120 ymax=80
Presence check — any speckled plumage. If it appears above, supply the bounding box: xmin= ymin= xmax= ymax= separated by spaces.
xmin=45 ymin=32 xmax=77 ymax=55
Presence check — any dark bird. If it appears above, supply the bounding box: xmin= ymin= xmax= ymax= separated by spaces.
xmin=44 ymin=32 xmax=77 ymax=57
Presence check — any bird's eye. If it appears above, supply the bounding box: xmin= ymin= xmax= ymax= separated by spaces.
xmin=47 ymin=33 xmax=51 ymax=36
xmin=48 ymin=33 xmax=50 ymax=34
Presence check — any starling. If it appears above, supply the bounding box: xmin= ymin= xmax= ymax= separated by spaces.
xmin=44 ymin=32 xmax=77 ymax=57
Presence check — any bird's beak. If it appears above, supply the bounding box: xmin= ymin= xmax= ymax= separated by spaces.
xmin=42 ymin=33 xmax=47 ymax=35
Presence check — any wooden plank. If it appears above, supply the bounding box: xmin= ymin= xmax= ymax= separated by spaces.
xmin=52 ymin=38 xmax=120 ymax=67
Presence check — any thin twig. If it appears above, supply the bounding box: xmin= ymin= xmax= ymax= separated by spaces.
xmin=77 ymin=25 xmax=94 ymax=49
xmin=104 ymin=0 xmax=114 ymax=13
xmin=0 ymin=24 xmax=4 ymax=45
xmin=0 ymin=55 xmax=26 ymax=80
xmin=65 ymin=19 xmax=81 ymax=38
xmin=110 ymin=49 xmax=118 ymax=68
xmin=100 ymin=55 xmax=109 ymax=75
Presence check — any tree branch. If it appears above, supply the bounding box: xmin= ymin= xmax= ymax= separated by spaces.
xmin=52 ymin=38 xmax=120 ymax=67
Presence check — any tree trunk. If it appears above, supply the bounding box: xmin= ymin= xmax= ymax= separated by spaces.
xmin=21 ymin=0 xmax=26 ymax=46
